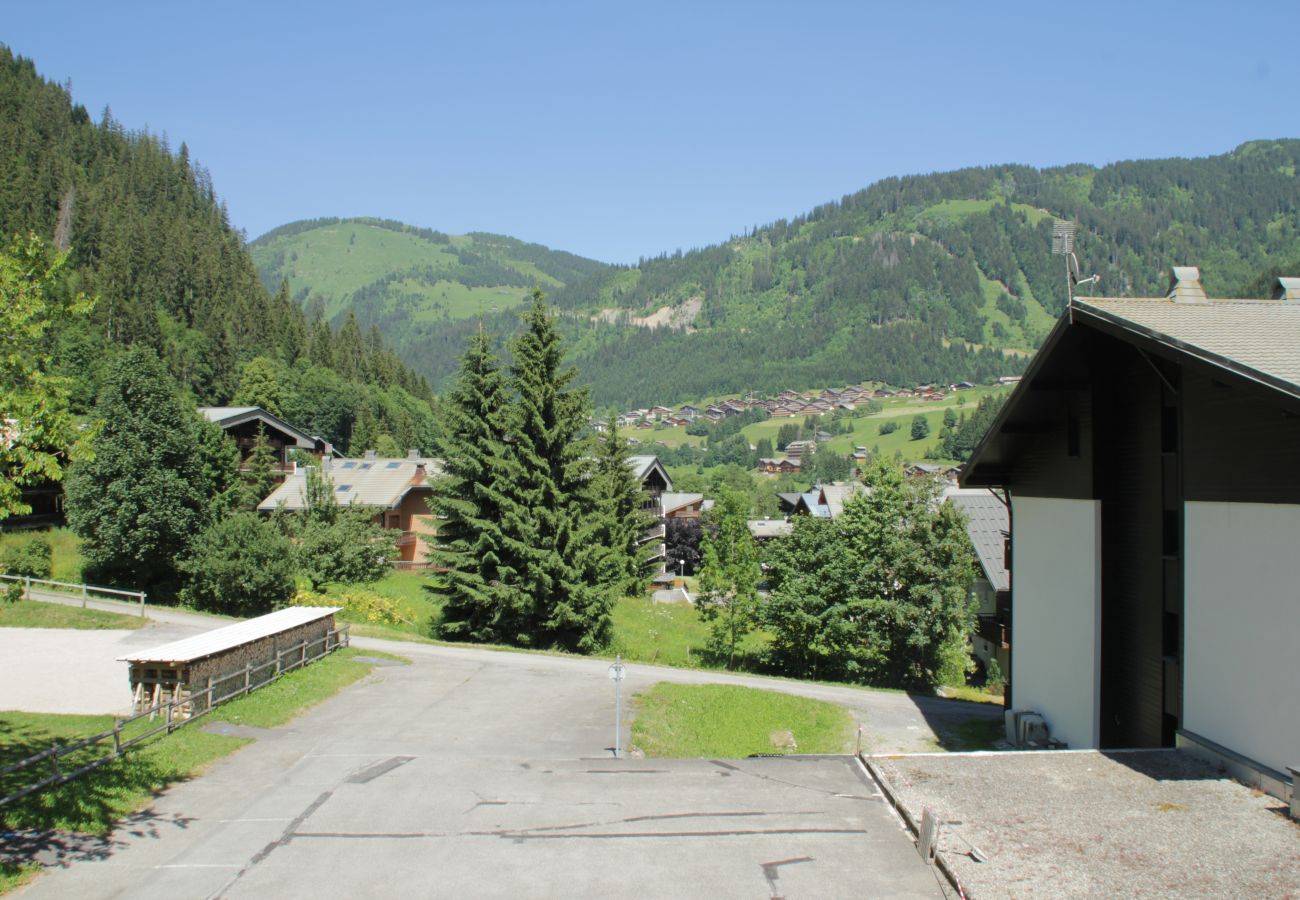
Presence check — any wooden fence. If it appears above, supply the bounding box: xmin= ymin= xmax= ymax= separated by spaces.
xmin=0 ymin=625 xmax=349 ymax=808
xmin=0 ymin=573 xmax=148 ymax=616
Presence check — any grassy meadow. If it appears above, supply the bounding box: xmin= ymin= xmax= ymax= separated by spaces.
xmin=0 ymin=600 xmax=145 ymax=630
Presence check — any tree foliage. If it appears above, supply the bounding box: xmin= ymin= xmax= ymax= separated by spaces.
xmin=763 ymin=460 xmax=978 ymax=687
xmin=696 ymin=487 xmax=761 ymax=669
xmin=64 ymin=349 xmax=212 ymax=600
xmin=0 ymin=233 xmax=94 ymax=519
xmin=180 ymin=512 xmax=295 ymax=616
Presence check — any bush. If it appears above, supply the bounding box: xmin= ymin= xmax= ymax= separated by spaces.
xmin=290 ymin=587 xmax=412 ymax=626
xmin=0 ymin=537 xmax=52 ymax=579
xmin=296 ymin=506 xmax=397 ymax=590
xmin=180 ymin=513 xmax=296 ymax=616
xmin=878 ymin=420 xmax=900 ymax=435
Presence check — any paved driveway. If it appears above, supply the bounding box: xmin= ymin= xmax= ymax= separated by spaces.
xmin=17 ymin=639 xmax=947 ymax=899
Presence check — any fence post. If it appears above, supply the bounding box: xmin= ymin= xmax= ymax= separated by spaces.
xmin=244 ymin=662 xmax=251 ymax=695
xmin=81 ymin=583 xmax=88 ymax=609
xmin=301 ymin=639 xmax=307 ymax=668
xmin=165 ymin=697 xmax=173 ymax=732
xmin=139 ymin=592 xmax=146 ymax=618
xmin=113 ymin=720 xmax=122 ymax=755
xmin=49 ymin=742 xmax=61 ymax=780
xmin=206 ymin=675 xmax=213 ymax=713
xmin=24 ymin=576 xmax=31 ymax=601
xmin=275 ymin=649 xmax=282 ymax=677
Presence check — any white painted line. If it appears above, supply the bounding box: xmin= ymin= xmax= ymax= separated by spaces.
xmin=154 ymin=864 xmax=242 ymax=869
xmin=215 ymin=818 xmax=294 ymax=823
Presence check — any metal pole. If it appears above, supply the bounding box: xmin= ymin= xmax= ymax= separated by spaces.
xmin=615 ymin=655 xmax=622 ymax=758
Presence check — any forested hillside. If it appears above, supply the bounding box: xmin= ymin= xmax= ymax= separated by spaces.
xmin=544 ymin=140 xmax=1300 ymax=407
xmin=0 ymin=47 xmax=436 ymax=453
xmin=249 ymin=217 xmax=609 ymax=366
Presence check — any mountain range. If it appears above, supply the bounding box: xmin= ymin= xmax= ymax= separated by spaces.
xmin=253 ymin=141 xmax=1300 ymax=409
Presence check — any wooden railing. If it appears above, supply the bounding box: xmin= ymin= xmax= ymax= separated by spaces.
xmin=0 ymin=626 xmax=349 ymax=808
xmin=1 ymin=574 xmax=147 ymax=616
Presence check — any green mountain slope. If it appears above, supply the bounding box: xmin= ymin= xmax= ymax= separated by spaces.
xmin=253 ymin=142 xmax=1300 ymax=411
xmin=0 ymin=46 xmax=436 ymax=453
xmin=249 ymin=217 xmax=609 ymax=335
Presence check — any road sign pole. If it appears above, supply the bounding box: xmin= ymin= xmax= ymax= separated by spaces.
xmin=608 ymin=655 xmax=627 ymax=758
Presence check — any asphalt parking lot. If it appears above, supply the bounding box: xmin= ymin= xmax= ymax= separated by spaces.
xmin=13 ymin=639 xmax=948 ymax=899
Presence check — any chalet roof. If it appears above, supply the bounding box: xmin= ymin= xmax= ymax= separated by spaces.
xmin=119 ymin=607 xmax=340 ymax=665
xmin=821 ymin=482 xmax=866 ymax=518
xmin=1073 ymin=296 xmax=1300 ymax=397
xmin=258 ymin=457 xmax=440 ymax=511
xmin=627 ymin=455 xmax=672 ymax=490
xmin=944 ymin=488 xmax=1010 ymax=593
xmin=747 ymin=519 xmax=794 ymax=539
xmin=660 ymin=492 xmax=704 ymax=515
xmin=964 ymin=286 xmax=1300 ymax=488
xmin=198 ymin=406 xmax=316 ymax=449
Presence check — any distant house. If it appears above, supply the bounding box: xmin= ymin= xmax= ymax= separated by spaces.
xmin=995 ymin=375 xmax=1022 ymax=386
xmin=198 ymin=406 xmax=322 ymax=473
xmin=678 ymin=404 xmax=700 ymax=421
xmin=747 ymin=518 xmax=794 ymax=542
xmin=660 ymin=492 xmax=709 ymax=520
xmin=784 ymin=439 xmax=817 ymax=462
xmin=259 ymin=451 xmax=442 ymax=569
xmin=905 ymin=462 xmax=958 ymax=481
xmin=945 ymin=487 xmax=1011 ymax=686
xmin=963 ymin=268 xmax=1300 ymax=798
xmin=629 ymin=455 xmax=673 ymax=570
xmin=757 ymin=457 xmax=800 ymax=475
xmin=788 ymin=482 xmax=865 ymax=519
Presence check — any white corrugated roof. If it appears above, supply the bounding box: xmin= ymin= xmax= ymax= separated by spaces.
xmin=945 ymin=487 xmax=1010 ymax=593
xmin=119 ymin=607 xmax=341 ymax=664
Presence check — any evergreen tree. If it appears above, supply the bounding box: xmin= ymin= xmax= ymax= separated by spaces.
xmin=65 ymin=348 xmax=211 ymax=600
xmin=910 ymin=414 xmax=931 ymax=440
xmin=586 ymin=413 xmax=658 ymax=597
xmin=501 ymin=291 xmax=609 ymax=651
xmin=192 ymin=413 xmax=243 ymax=516
xmin=428 ymin=327 xmax=529 ymax=643
xmin=239 ymin=423 xmax=279 ymax=510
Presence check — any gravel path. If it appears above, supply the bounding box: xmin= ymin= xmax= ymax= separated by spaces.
xmin=871 ymin=749 xmax=1300 ymax=898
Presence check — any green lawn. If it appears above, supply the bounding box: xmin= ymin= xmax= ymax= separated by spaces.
xmin=631 ymin=683 xmax=855 ymax=757
xmin=0 ymin=600 xmax=146 ymax=630
xmin=317 ymin=571 xmax=442 ymax=640
xmin=0 ymin=647 xmax=401 ymax=837
xmin=0 ymin=528 xmax=83 ymax=583
xmin=610 ymin=595 xmax=769 ymax=669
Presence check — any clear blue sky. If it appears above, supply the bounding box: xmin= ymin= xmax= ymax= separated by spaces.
xmin=5 ymin=1 xmax=1297 ymax=264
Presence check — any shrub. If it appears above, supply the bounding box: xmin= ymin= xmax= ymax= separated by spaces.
xmin=180 ymin=513 xmax=295 ymax=616
xmin=290 ymin=587 xmax=412 ymax=626
xmin=0 ymin=537 xmax=52 ymax=579
xmin=878 ymin=420 xmax=900 ymax=435
xmin=295 ymin=506 xmax=397 ymax=590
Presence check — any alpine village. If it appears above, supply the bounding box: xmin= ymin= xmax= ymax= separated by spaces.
xmin=1 ymin=33 xmax=1298 ymax=900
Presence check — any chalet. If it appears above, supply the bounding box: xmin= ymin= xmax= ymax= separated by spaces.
xmin=995 ymin=375 xmax=1023 ymax=387
xmin=198 ymin=407 xmax=321 ymax=471
xmin=259 ymin=451 xmax=442 ymax=568
xmin=650 ymin=405 xmax=674 ymax=420
xmin=945 ymin=487 xmax=1011 ymax=685
xmin=747 ymin=518 xmax=794 ymax=542
xmin=757 ymin=457 xmax=800 ymax=475
xmin=678 ymin=404 xmax=700 ymax=421
xmin=784 ymin=439 xmax=817 ymax=462
xmin=788 ymin=482 xmax=866 ymax=519
xmin=778 ymin=390 xmax=799 ymax=401
xmin=963 ymin=269 xmax=1300 ymax=799
xmin=629 ymin=455 xmax=673 ymax=569
xmin=874 ymin=389 xmax=896 ymax=398
xmin=660 ymin=492 xmax=710 ymax=520
xmin=905 ymin=462 xmax=958 ymax=481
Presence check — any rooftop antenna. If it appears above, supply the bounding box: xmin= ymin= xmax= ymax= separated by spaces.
xmin=1052 ymin=219 xmax=1099 ymax=320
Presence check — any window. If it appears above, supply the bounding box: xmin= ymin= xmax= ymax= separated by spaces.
xmin=338 ymin=485 xmax=352 ymax=492
xmin=359 ymin=463 xmax=373 ymax=470
xmin=386 ymin=462 xmax=400 ymax=469
xmin=340 ymin=462 xmax=356 ymax=469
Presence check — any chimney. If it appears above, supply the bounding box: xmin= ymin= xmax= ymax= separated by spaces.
xmin=364 ymin=449 xmax=377 ymax=460
xmin=1272 ymin=276 xmax=1300 ymax=302
xmin=1168 ymin=266 xmax=1207 ymax=303
xmin=407 ymin=448 xmax=419 ymax=460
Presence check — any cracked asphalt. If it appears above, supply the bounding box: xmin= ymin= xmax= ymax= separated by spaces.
xmin=14 ymin=637 xmax=949 ymax=899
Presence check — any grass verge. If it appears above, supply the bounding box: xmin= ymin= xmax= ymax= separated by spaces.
xmin=0 ymin=647 xmax=404 ymax=837
xmin=939 ymin=684 xmax=1005 ymax=706
xmin=0 ymin=863 xmax=40 ymax=894
xmin=631 ymin=683 xmax=855 ymax=758
xmin=0 ymin=600 xmax=146 ymax=630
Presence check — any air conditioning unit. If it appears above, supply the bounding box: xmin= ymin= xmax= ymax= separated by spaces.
xmin=1017 ymin=712 xmax=1050 ymax=747
xmin=1005 ymin=710 xmax=1052 ymax=748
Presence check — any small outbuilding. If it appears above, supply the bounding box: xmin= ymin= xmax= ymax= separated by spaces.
xmin=119 ymin=606 xmax=343 ymax=718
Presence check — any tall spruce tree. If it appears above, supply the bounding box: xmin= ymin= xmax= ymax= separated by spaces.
xmin=586 ymin=412 xmax=658 ymax=598
xmin=501 ymin=291 xmax=609 ymax=651
xmin=428 ymin=327 xmax=530 ymax=643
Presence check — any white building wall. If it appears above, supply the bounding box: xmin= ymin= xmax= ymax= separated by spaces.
xmin=1183 ymin=501 xmax=1300 ymax=776
xmin=1010 ymin=496 xmax=1101 ymax=748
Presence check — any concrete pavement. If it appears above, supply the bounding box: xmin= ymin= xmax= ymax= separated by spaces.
xmin=13 ymin=637 xmax=949 ymax=899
